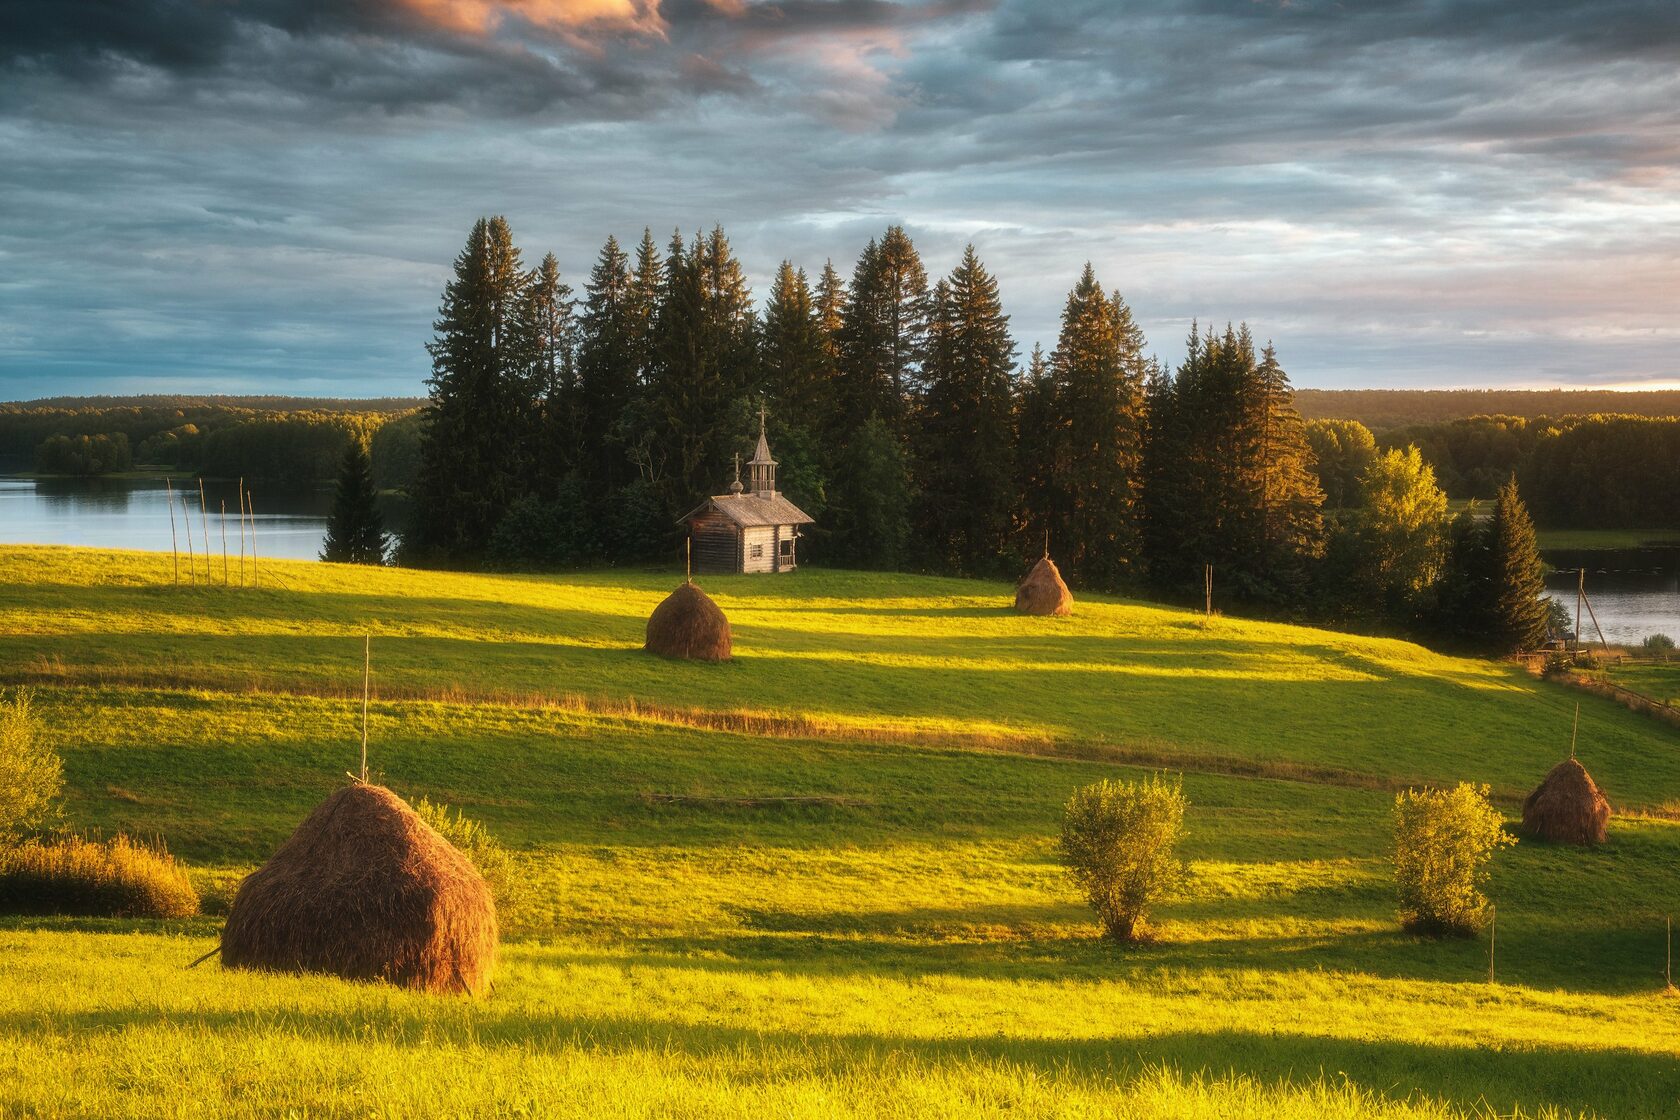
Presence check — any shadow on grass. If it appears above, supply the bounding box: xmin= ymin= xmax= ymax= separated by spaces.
xmin=5 ymin=996 xmax=1673 ymax=1119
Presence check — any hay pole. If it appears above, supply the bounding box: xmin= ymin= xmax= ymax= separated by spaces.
xmin=185 ymin=945 xmax=219 ymax=969
xmin=685 ymin=537 xmax=692 ymax=585
xmin=181 ymin=494 xmax=195 ymax=585
xmin=220 ymin=500 xmax=229 ymax=586
xmin=197 ymin=478 xmax=211 ymax=585
xmin=1204 ymin=564 xmax=1213 ymax=621
xmin=237 ymin=478 xmax=247 ymax=588
xmin=360 ymin=632 xmax=371 ymax=783
xmin=1580 ymin=581 xmax=1610 ymax=651
xmin=164 ymin=478 xmax=179 ymax=587
xmin=1570 ymin=702 xmax=1580 ymax=760
xmin=1575 ymin=568 xmax=1584 ymax=657
xmin=1667 ymin=916 xmax=1673 ymax=991
xmin=1488 ymin=904 xmax=1497 ymax=985
xmin=247 ymin=490 xmax=259 ymax=588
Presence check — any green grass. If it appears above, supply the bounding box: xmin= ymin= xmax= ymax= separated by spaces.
xmin=1605 ymin=661 xmax=1680 ymax=707
xmin=3 ymin=546 xmax=1680 ymax=1118
xmin=1534 ymin=528 xmax=1680 ymax=551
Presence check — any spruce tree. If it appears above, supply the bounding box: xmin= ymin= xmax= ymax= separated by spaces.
xmin=918 ymin=245 xmax=1017 ymax=574
xmin=1489 ymin=476 xmax=1550 ymax=651
xmin=1045 ymin=264 xmax=1148 ymax=587
xmin=647 ymin=226 xmax=759 ymax=511
xmin=1015 ymin=343 xmax=1062 ymax=564
xmin=1245 ymin=342 xmax=1325 ymax=597
xmin=627 ymin=229 xmax=663 ymax=388
xmin=409 ymin=216 xmax=529 ymax=563
xmin=837 ymin=226 xmax=930 ymax=436
xmin=575 ymin=235 xmax=636 ymax=494
xmin=518 ymin=252 xmax=577 ymax=495
xmin=321 ymin=436 xmax=386 ymax=564
xmin=762 ymin=261 xmax=827 ymax=421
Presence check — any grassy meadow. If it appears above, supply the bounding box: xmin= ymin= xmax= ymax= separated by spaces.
xmin=2 ymin=545 xmax=1678 ymax=1118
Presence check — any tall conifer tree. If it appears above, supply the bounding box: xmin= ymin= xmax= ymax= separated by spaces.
xmin=1489 ymin=477 xmax=1549 ymax=651
xmin=410 ymin=216 xmax=528 ymax=563
xmin=575 ymin=235 xmax=636 ymax=494
xmin=1045 ymin=265 xmax=1148 ymax=587
xmin=518 ymin=252 xmax=577 ymax=494
xmin=837 ymin=226 xmax=930 ymax=435
xmin=918 ymin=245 xmax=1017 ymax=574
xmin=321 ymin=436 xmax=386 ymax=564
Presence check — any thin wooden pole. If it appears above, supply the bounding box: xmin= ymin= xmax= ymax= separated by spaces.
xmin=197 ymin=478 xmax=211 ymax=584
xmin=1205 ymin=564 xmax=1213 ymax=620
xmin=685 ymin=537 xmax=692 ymax=584
xmin=1489 ymin=904 xmax=1497 ymax=984
xmin=1580 ymin=583 xmax=1611 ymax=651
xmin=1667 ymin=916 xmax=1673 ymax=990
xmin=1570 ymin=702 xmax=1580 ymax=760
xmin=247 ymin=491 xmax=259 ymax=588
xmin=220 ymin=500 xmax=229 ymax=586
xmin=360 ymin=633 xmax=370 ymax=783
xmin=1575 ymin=568 xmax=1584 ymax=658
xmin=237 ymin=478 xmax=247 ymax=588
xmin=182 ymin=495 xmax=195 ymax=584
xmin=164 ymin=478 xmax=179 ymax=587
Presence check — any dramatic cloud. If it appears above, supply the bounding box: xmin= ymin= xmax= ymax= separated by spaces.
xmin=1 ymin=0 xmax=1676 ymax=397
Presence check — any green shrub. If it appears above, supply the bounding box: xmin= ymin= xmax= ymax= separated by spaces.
xmin=0 ymin=834 xmax=199 ymax=918
xmin=0 ymin=689 xmax=62 ymax=841
xmin=1058 ymin=774 xmax=1187 ymax=942
xmin=414 ymin=796 xmax=534 ymax=934
xmin=1393 ymin=782 xmax=1514 ymax=937
xmin=1642 ymin=633 xmax=1675 ymax=654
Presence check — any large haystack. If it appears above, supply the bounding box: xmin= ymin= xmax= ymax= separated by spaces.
xmin=221 ymin=784 xmax=497 ymax=994
xmin=1522 ymin=758 xmax=1611 ymax=846
xmin=1015 ymin=555 xmax=1073 ymax=617
xmin=645 ymin=581 xmax=732 ymax=661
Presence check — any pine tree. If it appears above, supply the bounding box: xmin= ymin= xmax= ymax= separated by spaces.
xmin=837 ymin=226 xmax=930 ymax=436
xmin=646 ymin=226 xmax=759 ymax=511
xmin=1434 ymin=503 xmax=1495 ymax=641
xmin=1045 ymin=264 xmax=1148 ymax=587
xmin=918 ymin=245 xmax=1017 ymax=574
xmin=627 ymin=229 xmax=663 ymax=387
xmin=1015 ymin=343 xmax=1062 ymax=565
xmin=1489 ymin=476 xmax=1550 ymax=651
xmin=762 ymin=261 xmax=828 ymax=421
xmin=409 ymin=216 xmax=529 ymax=563
xmin=518 ymin=252 xmax=577 ymax=495
xmin=575 ymin=235 xmax=636 ymax=494
xmin=321 ymin=436 xmax=386 ymax=564
xmin=1244 ymin=342 xmax=1326 ymax=597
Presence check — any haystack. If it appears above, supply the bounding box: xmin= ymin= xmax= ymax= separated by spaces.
xmin=220 ymin=784 xmax=497 ymax=994
xmin=1522 ymin=758 xmax=1611 ymax=846
xmin=1015 ymin=555 xmax=1073 ymax=617
xmin=645 ymin=581 xmax=732 ymax=661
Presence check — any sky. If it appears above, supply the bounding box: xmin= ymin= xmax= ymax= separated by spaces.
xmin=1 ymin=0 xmax=1677 ymax=400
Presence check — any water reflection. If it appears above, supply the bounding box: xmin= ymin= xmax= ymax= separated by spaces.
xmin=1543 ymin=547 xmax=1680 ymax=645
xmin=0 ymin=476 xmax=407 ymax=562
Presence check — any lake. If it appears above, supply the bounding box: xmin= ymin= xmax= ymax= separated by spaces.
xmin=0 ymin=475 xmax=344 ymax=562
xmin=1543 ymin=547 xmax=1680 ymax=646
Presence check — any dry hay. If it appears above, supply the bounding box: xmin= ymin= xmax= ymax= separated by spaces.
xmin=1522 ymin=757 xmax=1611 ymax=845
xmin=220 ymin=783 xmax=497 ymax=994
xmin=645 ymin=581 xmax=732 ymax=661
xmin=1015 ymin=555 xmax=1073 ymax=617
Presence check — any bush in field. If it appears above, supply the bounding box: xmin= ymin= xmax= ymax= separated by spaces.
xmin=1058 ymin=774 xmax=1187 ymax=942
xmin=1642 ymin=633 xmax=1675 ymax=655
xmin=414 ymin=796 xmax=534 ymax=933
xmin=0 ymin=689 xmax=62 ymax=841
xmin=0 ymin=834 xmax=199 ymax=918
xmin=1393 ymin=782 xmax=1514 ymax=937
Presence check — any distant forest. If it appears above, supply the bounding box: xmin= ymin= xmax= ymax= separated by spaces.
xmin=1296 ymin=388 xmax=1680 ymax=430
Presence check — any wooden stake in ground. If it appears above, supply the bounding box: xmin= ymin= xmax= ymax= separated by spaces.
xmin=220 ymin=500 xmax=229 ymax=586
xmin=1489 ymin=904 xmax=1497 ymax=985
xmin=182 ymin=494 xmax=196 ymax=585
xmin=1575 ymin=568 xmax=1584 ymax=658
xmin=237 ymin=477 xmax=247 ymax=588
xmin=1571 ymin=702 xmax=1580 ymax=760
xmin=685 ymin=537 xmax=692 ymax=584
xmin=246 ymin=491 xmax=259 ymax=588
xmin=164 ymin=478 xmax=179 ymax=587
xmin=197 ymin=478 xmax=211 ymax=584
xmin=360 ymin=633 xmax=371 ymax=783
xmin=1205 ymin=564 xmax=1213 ymax=620
xmin=1667 ymin=916 xmax=1673 ymax=992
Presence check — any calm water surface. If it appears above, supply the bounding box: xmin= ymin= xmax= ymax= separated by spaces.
xmin=0 ymin=476 xmax=338 ymax=561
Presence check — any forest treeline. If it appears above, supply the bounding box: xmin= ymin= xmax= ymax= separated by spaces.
xmin=398 ymin=216 xmax=1553 ymax=650
xmin=1296 ymin=388 xmax=1680 ymax=430
xmin=0 ymin=402 xmax=421 ymax=487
